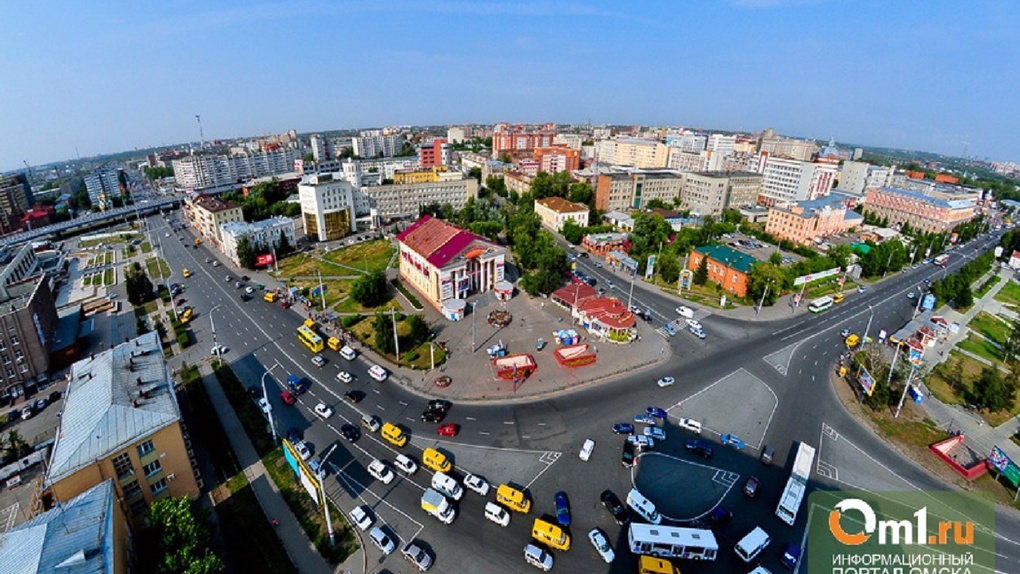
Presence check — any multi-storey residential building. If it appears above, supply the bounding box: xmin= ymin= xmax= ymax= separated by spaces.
xmin=185 ymin=194 xmax=244 ymax=246
xmin=220 ymin=217 xmax=296 ymax=266
xmin=172 ymin=148 xmax=304 ymax=192
xmin=765 ymin=196 xmax=864 ymax=246
xmin=535 ymin=197 xmax=589 ymax=232
xmin=667 ymin=132 xmax=707 ymax=152
xmin=0 ymin=276 xmax=57 ymax=398
xmin=688 ymin=244 xmax=757 ymax=298
xmin=45 ymin=332 xmax=200 ymax=528
xmin=396 ymin=216 xmax=507 ymax=310
xmin=707 ymin=134 xmax=736 ymax=156
xmin=594 ymin=140 xmax=617 ymax=165
xmin=298 ymin=174 xmax=358 ymax=242
xmin=0 ymin=173 xmax=33 ymax=233
xmin=595 ymin=171 xmax=683 ymax=212
xmin=447 ymin=126 xmax=467 ymax=144
xmin=680 ymin=171 xmax=763 ymax=216
xmin=83 ymin=166 xmax=126 ymax=211
xmin=1 ymin=480 xmax=129 ymax=574
xmin=667 ymin=149 xmax=726 ymax=172
xmin=863 ymin=186 xmax=978 ymax=234
xmin=757 ymin=129 xmax=819 ymax=161
xmin=836 ymin=161 xmax=893 ymax=196
xmin=310 ymin=134 xmax=330 ymax=162
xmin=419 ymin=138 xmax=450 ymax=169
xmin=352 ymin=130 xmax=404 ymax=158
xmin=756 ymin=154 xmax=838 ymax=206
xmin=503 ymin=172 xmax=534 ymax=197
xmin=553 ymin=133 xmax=584 ymax=150
xmin=361 ymin=176 xmax=478 ymax=222
xmin=609 ymin=138 xmax=669 ymax=168
xmin=492 ymin=123 xmax=557 ymax=153
xmin=533 ymin=145 xmax=581 ymax=174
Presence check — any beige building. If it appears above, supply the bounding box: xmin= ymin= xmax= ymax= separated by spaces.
xmin=680 ymin=171 xmax=763 ymax=216
xmin=393 ymin=165 xmax=455 ymax=184
xmin=757 ymin=130 xmax=819 ymax=161
xmin=503 ymin=173 xmax=534 ymax=197
xmin=362 ymin=176 xmax=478 ymax=222
xmin=863 ymin=186 xmax=978 ymax=234
xmin=595 ymin=171 xmax=683 ymax=212
xmin=45 ymin=332 xmax=200 ymax=529
xmin=299 ymin=173 xmax=360 ymax=242
xmin=535 ymin=197 xmax=589 ymax=231
xmin=765 ymin=197 xmax=864 ymax=246
xmin=607 ymin=138 xmax=669 ymax=168
xmin=0 ymin=276 xmax=57 ymax=397
xmin=185 ymin=193 xmax=244 ymax=247
xmin=757 ymin=155 xmax=838 ymax=206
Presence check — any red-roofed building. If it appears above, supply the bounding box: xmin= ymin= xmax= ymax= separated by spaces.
xmin=551 ymin=284 xmax=598 ymax=312
xmin=577 ymin=297 xmax=637 ymax=342
xmin=396 ymin=216 xmax=508 ymax=310
xmin=1009 ymin=251 xmax=1020 ymax=271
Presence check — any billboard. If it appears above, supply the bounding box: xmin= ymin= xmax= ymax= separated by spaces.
xmin=679 ymin=269 xmax=693 ymax=290
xmin=645 ymin=255 xmax=656 ymax=280
xmin=989 ymin=446 xmax=1020 ymax=488
xmin=793 ymin=267 xmax=842 ymax=286
xmin=922 ymin=293 xmax=936 ymax=311
xmin=257 ymin=253 xmax=275 ymax=267
xmin=857 ymin=366 xmax=875 ymax=396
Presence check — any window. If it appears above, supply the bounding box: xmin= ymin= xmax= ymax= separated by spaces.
xmin=137 ymin=439 xmax=155 ymax=457
xmin=129 ymin=499 xmax=148 ymax=517
xmin=142 ymin=460 xmax=162 ymax=476
xmin=122 ymin=480 xmax=142 ymax=499
xmin=112 ymin=452 xmax=134 ymax=478
xmin=10 ymin=336 xmax=18 ymax=346
xmin=1 ymin=355 xmax=8 ymax=365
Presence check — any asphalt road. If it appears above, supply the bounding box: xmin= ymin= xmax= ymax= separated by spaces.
xmin=154 ymin=211 xmax=1016 ymax=574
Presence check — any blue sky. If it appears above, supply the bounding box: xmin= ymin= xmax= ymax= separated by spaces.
xmin=2 ymin=1 xmax=1018 ymax=172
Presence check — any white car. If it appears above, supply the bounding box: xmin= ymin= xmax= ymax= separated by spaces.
xmin=349 ymin=506 xmax=373 ymax=531
xmin=644 ymin=427 xmax=666 ymax=441
xmin=579 ymin=439 xmax=596 ymax=462
xmin=394 ymin=454 xmax=418 ymax=475
xmin=293 ymin=441 xmax=312 ymax=461
xmin=210 ymin=344 xmax=229 ymax=355
xmin=313 ymin=402 xmax=333 ymax=419
xmin=257 ymin=398 xmax=272 ymax=416
xmin=367 ymin=459 xmax=395 ymax=485
xmin=463 ymin=473 xmax=490 ymax=496
xmin=402 ymin=541 xmax=433 ymax=571
xmin=311 ymin=355 xmax=326 ymax=367
xmin=675 ymin=305 xmax=694 ymax=318
xmin=368 ymin=364 xmax=388 ymax=381
xmin=656 ymin=376 xmax=675 ymax=388
xmin=678 ymin=418 xmax=703 ymax=434
xmin=588 ymin=527 xmax=616 ymax=563
xmin=369 ymin=527 xmax=395 ymax=555
xmin=336 ymin=371 xmax=353 ymax=384
xmin=685 ymin=318 xmax=702 ymax=330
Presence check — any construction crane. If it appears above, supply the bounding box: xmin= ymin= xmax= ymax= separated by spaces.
xmin=195 ymin=114 xmax=205 ymax=149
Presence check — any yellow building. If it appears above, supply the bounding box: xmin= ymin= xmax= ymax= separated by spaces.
xmin=393 ymin=165 xmax=451 ymax=184
xmin=184 ymin=193 xmax=244 ymax=246
xmin=45 ymin=332 xmax=199 ymax=529
xmin=535 ymin=196 xmax=589 ymax=231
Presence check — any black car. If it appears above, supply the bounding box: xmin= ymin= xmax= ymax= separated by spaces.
xmin=421 ymin=410 xmax=446 ymax=423
xmin=586 ymin=278 xmax=597 ymax=287
xmin=621 ymin=440 xmax=637 ymax=468
xmin=685 ymin=439 xmax=713 ymax=459
xmin=600 ymin=489 xmax=628 ymax=525
xmin=242 ymin=275 xmax=250 ymax=281
xmin=427 ymin=399 xmax=452 ymax=413
xmin=344 ymin=390 xmax=365 ymax=404
xmin=709 ymin=506 xmax=732 ymax=525
xmin=340 ymin=423 xmax=361 ymax=442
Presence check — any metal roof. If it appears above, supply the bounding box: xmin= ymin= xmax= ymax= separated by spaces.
xmin=47 ymin=332 xmax=180 ymax=484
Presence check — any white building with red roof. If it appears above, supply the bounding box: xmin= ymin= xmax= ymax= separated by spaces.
xmin=396 ymin=216 xmax=508 ymax=310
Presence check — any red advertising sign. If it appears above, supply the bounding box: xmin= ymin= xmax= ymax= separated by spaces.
xmin=257 ymin=253 xmax=275 ymax=267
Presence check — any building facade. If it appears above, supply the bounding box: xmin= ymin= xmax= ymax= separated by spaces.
xmin=608 ymin=138 xmax=669 ymax=168
xmin=352 ymin=131 xmax=404 ymax=159
xmin=492 ymin=123 xmax=557 ymax=153
xmin=83 ymin=167 xmax=126 ymax=211
xmin=361 ymin=176 xmax=478 ymax=223
xmin=757 ymin=131 xmax=819 ymax=161
xmin=46 ymin=332 xmax=200 ymax=528
xmin=0 ymin=276 xmax=57 ymax=398
xmin=687 ymin=244 xmax=757 ymax=298
xmin=310 ymin=134 xmax=330 ymax=162
xmin=172 ymin=148 xmax=303 ymax=192
xmin=220 ymin=217 xmax=297 ymax=265
xmin=298 ymin=174 xmax=358 ymax=242
xmin=396 ymin=216 xmax=507 ymax=310
xmin=185 ymin=194 xmax=244 ymax=246
xmin=0 ymin=173 xmax=33 ymax=233
xmin=419 ymin=138 xmax=450 ymax=169
xmin=595 ymin=171 xmax=683 ymax=212
xmin=680 ymin=171 xmax=763 ymax=216
xmin=534 ymin=197 xmax=589 ymax=232
xmin=765 ymin=197 xmax=864 ymax=246
xmin=756 ymin=154 xmax=838 ymax=206
xmin=863 ymin=186 xmax=978 ymax=234
xmin=533 ymin=145 xmax=581 ymax=173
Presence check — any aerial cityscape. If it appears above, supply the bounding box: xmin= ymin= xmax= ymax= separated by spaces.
xmin=1 ymin=2 xmax=1019 ymax=574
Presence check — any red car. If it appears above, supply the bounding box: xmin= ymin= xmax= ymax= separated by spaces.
xmin=281 ymin=301 xmax=290 ymax=309
xmin=436 ymin=423 xmax=458 ymax=437
xmin=280 ymin=391 xmax=296 ymax=405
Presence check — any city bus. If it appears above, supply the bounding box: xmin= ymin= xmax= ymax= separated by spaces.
xmin=807 ymin=296 xmax=834 ymax=313
xmin=296 ymin=325 xmax=324 ymax=352
xmin=776 ymin=442 xmax=816 ymax=526
xmin=627 ymin=523 xmax=718 ymax=561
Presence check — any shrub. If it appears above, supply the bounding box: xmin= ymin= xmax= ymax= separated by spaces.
xmin=177 ymin=332 xmax=190 ymax=347
xmin=340 ymin=314 xmax=363 ymax=328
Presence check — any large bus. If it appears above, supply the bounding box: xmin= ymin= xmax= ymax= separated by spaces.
xmin=296 ymin=325 xmax=324 ymax=352
xmin=627 ymin=523 xmax=718 ymax=561
xmin=807 ymin=296 xmax=834 ymax=313
xmin=933 ymin=254 xmax=950 ymax=267
xmin=776 ymin=442 xmax=816 ymax=526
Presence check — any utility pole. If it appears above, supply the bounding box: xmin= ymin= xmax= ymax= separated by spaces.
xmin=318 ymin=443 xmax=339 ymax=545
xmin=317 ymin=268 xmax=326 ymax=311
xmin=756 ymin=283 xmax=770 ymax=317
xmin=862 ymin=304 xmax=874 ymax=346
xmin=391 ymin=307 xmax=400 ymax=363
xmin=471 ymin=301 xmax=478 ymax=352
xmin=894 ymin=364 xmax=918 ymax=418
xmin=195 ymin=115 xmax=205 ymax=149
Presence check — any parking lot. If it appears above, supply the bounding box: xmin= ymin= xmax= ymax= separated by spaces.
xmin=724 ymin=232 xmax=805 ymax=266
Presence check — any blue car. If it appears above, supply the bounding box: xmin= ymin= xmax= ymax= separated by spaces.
xmin=721 ymin=434 xmax=746 ymax=449
xmin=780 ymin=542 xmax=802 ymax=568
xmin=663 ymin=323 xmax=677 ymax=336
xmin=612 ymin=423 xmax=635 ymax=434
xmin=646 ymin=406 xmax=668 ymax=419
xmin=554 ymin=491 xmax=571 ymax=526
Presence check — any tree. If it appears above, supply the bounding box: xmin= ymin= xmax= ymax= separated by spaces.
xmin=970 ymin=366 xmax=1017 ymax=412
xmin=373 ymin=312 xmax=395 ymax=354
xmin=656 ymin=251 xmax=681 ymax=284
xmin=145 ymin=497 xmax=224 ymax=574
xmin=645 ymin=198 xmax=669 ymax=210
xmin=276 ymin=230 xmax=292 ymax=255
xmin=746 ymin=263 xmax=785 ymax=306
xmin=351 ymin=271 xmax=388 ymax=307
xmin=236 ymin=236 xmax=257 ymax=269
xmin=485 ymin=175 xmax=507 ymax=198
xmin=567 ymin=182 xmax=593 ymax=205
xmin=561 ymin=219 xmax=584 ymax=245
xmin=1004 ymin=319 xmax=1020 ymax=364
xmin=769 ymin=251 xmax=783 ymax=265
xmin=406 ymin=314 xmax=430 ymax=347
xmin=125 ymin=262 xmax=155 ymax=306
xmin=3 ymin=430 xmax=28 ymax=465
xmin=693 ymin=255 xmax=709 ymax=286
xmin=303 ymin=152 xmax=315 ymax=163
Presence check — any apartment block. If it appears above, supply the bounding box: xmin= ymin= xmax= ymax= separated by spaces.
xmin=185 ymin=194 xmax=244 ymax=246
xmin=553 ymin=133 xmax=584 ymax=150
xmin=757 ymin=130 xmax=819 ymax=161
xmin=492 ymin=123 xmax=557 ymax=153
xmin=46 ymin=332 xmax=200 ymax=528
xmin=362 ymin=176 xmax=478 ymax=222
xmin=707 ymin=134 xmax=736 ymax=156
xmin=447 ymin=126 xmax=467 ymax=144
xmin=310 ymin=134 xmax=330 ymax=162
xmin=680 ymin=171 xmax=763 ymax=216
xmin=535 ymin=197 xmax=589 ymax=231
xmin=83 ymin=166 xmax=126 ymax=211
xmin=608 ymin=138 xmax=669 ymax=168
xmin=757 ymin=154 xmax=838 ymax=206
xmin=0 ymin=173 xmax=33 ymax=233
xmin=352 ymin=131 xmax=404 ymax=158
xmin=863 ymin=186 xmax=978 ymax=234
xmin=0 ymin=276 xmax=57 ymax=397
xmin=298 ymin=174 xmax=358 ymax=242
xmin=595 ymin=171 xmax=682 ymax=212
xmin=503 ymin=172 xmax=534 ymax=197
xmin=172 ymin=148 xmax=303 ymax=192
xmin=533 ymin=145 xmax=581 ymax=173
xmin=765 ymin=197 xmax=864 ymax=246
xmin=220 ymin=217 xmax=296 ymax=265
xmin=419 ymin=138 xmax=451 ymax=169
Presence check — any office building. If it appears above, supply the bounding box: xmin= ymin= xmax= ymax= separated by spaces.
xmin=352 ymin=131 xmax=404 ymax=158
xmin=757 ymin=154 xmax=838 ymax=206
xmin=863 ymin=186 xmax=978 ymax=234
xmin=46 ymin=332 xmax=200 ymax=527
xmin=757 ymin=129 xmax=819 ymax=161
xmin=447 ymin=126 xmax=467 ymax=144
xmin=607 ymin=138 xmax=669 ymax=168
xmin=535 ymin=197 xmax=589 ymax=231
xmin=298 ymin=174 xmax=358 ymax=242
xmin=595 ymin=170 xmax=683 ymax=212
xmin=220 ymin=217 xmax=296 ymax=266
xmin=765 ymin=196 xmax=864 ymax=246
xmin=396 ymin=216 xmax=507 ymax=310
xmin=680 ymin=171 xmax=763 ymax=216
xmin=0 ymin=275 xmax=57 ymax=398
xmin=184 ymin=194 xmax=244 ymax=246
xmin=393 ymin=166 xmax=456 ymax=185
xmin=837 ymin=161 xmax=892 ymax=196
xmin=419 ymin=138 xmax=451 ymax=169
xmin=707 ymin=134 xmax=737 ymax=156
xmin=492 ymin=123 xmax=557 ymax=153
xmin=0 ymin=173 xmax=33 ymax=233
xmin=688 ymin=245 xmax=757 ymax=298
xmin=361 ymin=176 xmax=478 ymax=222
xmin=667 ymin=149 xmax=725 ymax=172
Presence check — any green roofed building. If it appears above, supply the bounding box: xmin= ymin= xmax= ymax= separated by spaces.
xmin=688 ymin=244 xmax=759 ymax=297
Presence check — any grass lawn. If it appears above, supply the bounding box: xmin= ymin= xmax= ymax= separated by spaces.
xmin=103 ymin=268 xmax=114 ymax=285
xmin=347 ymin=314 xmax=444 ymax=369
xmin=145 ymin=257 xmax=171 ymax=280
xmin=650 ymin=276 xmax=744 ymax=309
xmin=82 ymin=274 xmax=92 ymax=286
xmin=994 ymin=279 xmax=1020 ymax=306
xmin=925 ymin=351 xmax=1020 ymax=426
xmin=322 ymin=239 xmax=395 ymax=274
xmin=140 ymin=241 xmax=153 ymax=254
xmin=975 ymin=275 xmax=1002 ymax=298
xmin=105 ymin=251 xmax=113 ymax=265
xmin=957 ymin=333 xmax=1004 ymax=364
xmin=333 ymin=293 xmax=402 ymax=314
xmin=969 ymin=311 xmax=1011 ymax=346
xmin=271 ymin=253 xmax=351 ymax=280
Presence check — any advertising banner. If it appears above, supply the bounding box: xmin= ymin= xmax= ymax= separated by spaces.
xmin=857 ymin=366 xmax=875 ymax=396
xmin=645 ymin=255 xmax=656 ymax=280
xmin=257 ymin=253 xmax=275 ymax=267
xmin=793 ymin=267 xmax=842 ymax=286
xmin=989 ymin=446 xmax=1020 ymax=488
xmin=922 ymin=293 xmax=936 ymax=311
xmin=679 ymin=269 xmax=693 ymax=290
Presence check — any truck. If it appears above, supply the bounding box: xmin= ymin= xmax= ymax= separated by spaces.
xmin=775 ymin=442 xmax=816 ymax=525
xmin=421 ymin=488 xmax=456 ymax=524
xmin=287 ymin=374 xmax=309 ymax=395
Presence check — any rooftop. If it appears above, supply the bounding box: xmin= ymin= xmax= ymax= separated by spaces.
xmin=873 ymin=186 xmax=977 ymax=209
xmin=535 ymin=196 xmax=588 ymax=214
xmin=396 ymin=216 xmax=504 ymax=269
xmin=694 ymin=244 xmax=758 ymax=274
xmin=191 ymin=193 xmax=240 ymax=213
xmin=0 ymin=276 xmax=43 ymax=315
xmin=47 ymin=332 xmax=181 ymax=484
xmin=221 ymin=216 xmax=294 ymax=236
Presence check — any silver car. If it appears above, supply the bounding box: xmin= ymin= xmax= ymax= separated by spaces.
xmin=402 ymin=541 xmax=433 ymax=571
xmin=369 ymin=527 xmax=395 ymax=555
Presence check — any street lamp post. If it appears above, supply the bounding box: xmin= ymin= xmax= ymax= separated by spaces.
xmin=261 ymin=362 xmax=281 ymax=444
xmin=317 ymin=443 xmax=339 ymax=546
xmin=627 ymin=266 xmax=637 ymax=310
xmin=756 ymin=282 xmax=771 ymax=317
xmin=862 ymin=304 xmax=874 ymax=346
xmin=471 ymin=301 xmax=478 ymax=352
xmin=911 ymin=286 xmax=925 ymax=319
xmin=391 ymin=307 xmax=400 ymax=363
xmin=894 ymin=364 xmax=918 ymax=418
xmin=209 ymin=304 xmax=222 ymax=357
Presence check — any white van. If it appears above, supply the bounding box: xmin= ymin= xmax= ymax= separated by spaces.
xmin=626 ymin=488 xmax=661 ymax=525
xmin=484 ymin=502 xmax=511 ymax=527
xmin=368 ymin=364 xmax=388 ymax=381
xmin=678 ymin=418 xmax=703 ymax=434
xmin=431 ymin=472 xmax=464 ymax=501
xmin=339 ymin=345 xmax=356 ymax=360
xmin=523 ymin=544 xmax=553 ymax=571
xmin=735 ymin=527 xmax=771 ymax=562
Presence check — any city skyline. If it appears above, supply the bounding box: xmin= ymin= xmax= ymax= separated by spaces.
xmin=2 ymin=1 xmax=1017 ymax=172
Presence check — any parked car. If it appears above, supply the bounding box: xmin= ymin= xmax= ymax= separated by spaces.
xmin=553 ymin=491 xmax=571 ymax=526
xmin=579 ymin=439 xmax=596 ymax=461
xmin=643 ymin=426 xmax=666 ymax=441
xmin=612 ymin=423 xmax=635 ymax=434
xmin=780 ymin=542 xmax=803 ymax=569
xmin=314 ymin=402 xmax=334 ymax=419
xmin=247 ymin=385 xmax=262 ymax=399
xmin=743 ymin=476 xmax=761 ymax=498
xmin=709 ymin=506 xmax=733 ymax=525
xmin=257 ymin=398 xmax=272 ymax=416
xmin=686 ymin=318 xmax=702 ymax=330
xmin=280 ymin=391 xmax=296 ymax=405
xmin=600 ymin=489 xmax=628 ymax=524
xmin=685 ymin=439 xmax=713 ymax=459
xmin=721 ymin=434 xmax=746 ymax=449
xmin=634 ymin=414 xmax=656 ymax=425
xmin=689 ymin=327 xmax=707 ymax=339
xmin=368 ymin=527 xmax=395 ymax=555
xmin=646 ymin=406 xmax=668 ymax=419
xmin=401 ymin=540 xmax=433 ymax=572
xmin=349 ymin=506 xmax=373 ymax=531
xmin=627 ymin=435 xmax=654 ymax=450
xmin=588 ymin=527 xmax=615 ymax=563
xmin=286 ymin=427 xmax=301 ymax=443
xmin=621 ymin=441 xmax=637 ymax=468
xmin=656 ymin=376 xmax=675 ymax=388
xmin=293 ymin=441 xmax=311 ymax=461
